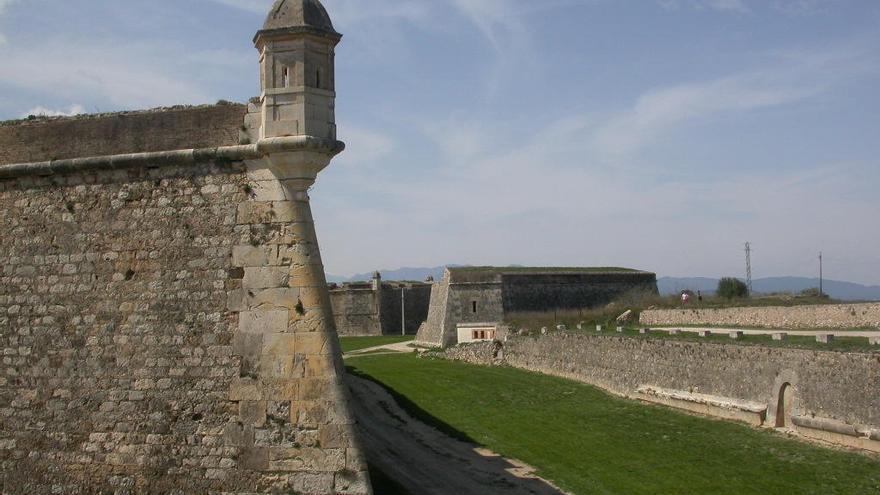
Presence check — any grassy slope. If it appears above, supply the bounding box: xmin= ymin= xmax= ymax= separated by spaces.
xmin=338 ymin=335 xmax=414 ymax=353
xmin=347 ymin=354 xmax=880 ymax=495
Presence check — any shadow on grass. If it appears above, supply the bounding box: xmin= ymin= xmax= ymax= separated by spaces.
xmin=346 ymin=368 xmax=566 ymax=495
xmin=347 ymin=365 xmax=476 ymax=444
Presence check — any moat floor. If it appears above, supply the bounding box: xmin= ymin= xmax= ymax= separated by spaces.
xmin=345 ymin=352 xmax=880 ymax=495
xmin=347 ymin=374 xmax=566 ymax=495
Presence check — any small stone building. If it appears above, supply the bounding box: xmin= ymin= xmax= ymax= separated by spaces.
xmin=329 ymin=272 xmax=432 ymax=336
xmin=416 ymin=266 xmax=658 ymax=348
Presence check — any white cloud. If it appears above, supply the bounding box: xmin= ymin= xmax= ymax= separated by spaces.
xmin=658 ymin=0 xmax=751 ymax=13
xmin=0 ymin=40 xmax=216 ymax=112
xmin=772 ymin=0 xmax=838 ymax=15
xmin=21 ymin=104 xmax=85 ymax=118
xmin=0 ymin=0 xmax=20 ymax=14
xmin=205 ymin=0 xmax=272 ymax=14
xmin=335 ymin=124 xmax=394 ymax=166
xmin=0 ymin=0 xmax=21 ymax=47
xmin=591 ymin=41 xmax=877 ymax=158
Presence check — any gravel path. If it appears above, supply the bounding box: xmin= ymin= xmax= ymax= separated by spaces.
xmin=346 ymin=375 xmax=568 ymax=495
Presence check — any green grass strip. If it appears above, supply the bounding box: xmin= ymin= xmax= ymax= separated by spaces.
xmin=348 ymin=353 xmax=880 ymax=495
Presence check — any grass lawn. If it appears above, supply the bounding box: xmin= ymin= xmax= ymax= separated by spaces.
xmin=338 ymin=335 xmax=414 ymax=353
xmin=347 ymin=353 xmax=880 ymax=495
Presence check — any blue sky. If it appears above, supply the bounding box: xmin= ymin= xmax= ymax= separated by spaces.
xmin=1 ymin=0 xmax=879 ymax=283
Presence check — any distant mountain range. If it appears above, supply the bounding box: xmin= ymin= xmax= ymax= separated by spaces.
xmin=327 ymin=267 xmax=880 ymax=302
xmin=326 ymin=266 xmax=451 ymax=284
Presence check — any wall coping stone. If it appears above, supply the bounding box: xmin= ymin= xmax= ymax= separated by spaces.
xmin=0 ymin=136 xmax=345 ymax=179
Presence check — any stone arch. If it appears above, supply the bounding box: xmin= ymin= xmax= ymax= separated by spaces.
xmin=769 ymin=370 xmax=799 ymax=428
xmin=776 ymin=383 xmax=796 ymax=427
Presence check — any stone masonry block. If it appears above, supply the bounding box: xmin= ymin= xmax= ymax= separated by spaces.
xmin=263 ymin=379 xmax=299 ymax=400
xmin=239 ymin=446 xmax=269 ymax=471
xmin=319 ymin=424 xmax=353 ymax=449
xmin=250 ymin=288 xmax=302 ymax=311
xmin=729 ymin=331 xmax=744 ymax=340
xmin=295 ymin=333 xmax=333 ymax=356
xmin=240 ymin=401 xmax=268 ymax=427
xmin=260 ymin=354 xmax=299 ymax=379
xmin=289 ymin=263 xmax=327 ymax=287
xmin=816 ymin=334 xmax=834 ymax=344
xmin=335 ymin=470 xmax=371 ymax=495
xmin=268 ymin=447 xmax=346 ymax=473
xmin=292 ymin=400 xmax=331 ymax=426
xmin=229 ymin=378 xmax=262 ymax=401
xmin=263 ymin=333 xmax=297 ymax=356
xmin=248 ymin=179 xmax=289 ymax=202
xmin=240 ymin=310 xmax=289 ymax=334
xmin=227 ymin=289 xmax=247 ymax=312
xmin=698 ymin=330 xmax=711 ymax=337
xmin=232 ymin=245 xmax=277 ymax=267
xmin=243 ymin=267 xmax=289 ymax=289
xmin=287 ymin=473 xmax=335 ymax=494
xmin=237 ymin=201 xmax=312 ymax=225
xmin=772 ymin=333 xmax=787 ymax=341
xmin=304 ymin=355 xmax=337 ymax=378
xmin=224 ymin=422 xmax=255 ymax=447
xmin=870 ymin=337 xmax=880 ymax=345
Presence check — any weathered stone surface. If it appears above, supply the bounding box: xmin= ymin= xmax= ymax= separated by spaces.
xmin=641 ymin=303 xmax=880 ymax=329
xmin=442 ymin=333 xmax=880 ymax=429
xmin=0 ymin=103 xmax=247 ymax=166
xmin=417 ymin=267 xmax=657 ymax=347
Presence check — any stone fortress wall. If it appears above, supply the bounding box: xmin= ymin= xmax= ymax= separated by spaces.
xmin=0 ymin=0 xmax=374 ymax=490
xmin=443 ymin=333 xmax=880 ymax=452
xmin=328 ymin=277 xmax=432 ymax=336
xmin=0 ymin=103 xmax=248 ymax=165
xmin=417 ymin=267 xmax=657 ymax=348
xmin=641 ymin=303 xmax=880 ymax=329
xmin=0 ymin=108 xmax=370 ymax=494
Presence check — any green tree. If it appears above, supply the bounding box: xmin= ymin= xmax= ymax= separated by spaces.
xmin=717 ymin=277 xmax=749 ymax=299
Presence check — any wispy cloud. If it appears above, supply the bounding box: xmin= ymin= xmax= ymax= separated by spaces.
xmin=591 ymin=41 xmax=877 ymax=158
xmin=0 ymin=40 xmax=215 ymax=112
xmin=0 ymin=0 xmax=21 ymax=47
xmin=658 ymin=0 xmax=751 ymax=13
xmin=205 ymin=0 xmax=272 ymax=14
xmin=772 ymin=0 xmax=839 ymax=16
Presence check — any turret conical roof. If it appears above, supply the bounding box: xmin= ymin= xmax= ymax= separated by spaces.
xmin=261 ymin=0 xmax=338 ymax=35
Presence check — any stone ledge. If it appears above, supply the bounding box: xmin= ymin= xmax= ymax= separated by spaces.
xmin=0 ymin=136 xmax=345 ymax=179
xmin=637 ymin=385 xmax=768 ymax=414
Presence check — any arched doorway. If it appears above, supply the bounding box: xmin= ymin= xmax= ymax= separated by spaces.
xmin=775 ymin=383 xmax=795 ymax=428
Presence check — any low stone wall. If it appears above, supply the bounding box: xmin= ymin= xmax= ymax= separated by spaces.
xmin=441 ymin=333 xmax=880 ymax=449
xmin=640 ymin=303 xmax=880 ymax=329
xmin=0 ymin=103 xmax=248 ymax=166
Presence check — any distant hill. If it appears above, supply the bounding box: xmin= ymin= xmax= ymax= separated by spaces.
xmin=659 ymin=277 xmax=880 ymax=301
xmin=326 ymin=266 xmax=451 ymax=284
xmin=328 ymin=268 xmax=880 ymax=301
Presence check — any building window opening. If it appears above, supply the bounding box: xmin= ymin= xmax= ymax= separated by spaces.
xmin=282 ymin=67 xmax=290 ymax=88
xmin=472 ymin=301 xmax=477 ymax=314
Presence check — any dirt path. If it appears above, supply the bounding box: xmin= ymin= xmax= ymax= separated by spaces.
xmin=346 ymin=375 xmax=568 ymax=495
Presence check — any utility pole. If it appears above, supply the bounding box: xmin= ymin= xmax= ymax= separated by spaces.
xmin=745 ymin=242 xmax=753 ymax=296
xmin=819 ymin=252 xmax=823 ymax=297
xmin=401 ymin=288 xmax=406 ymax=336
